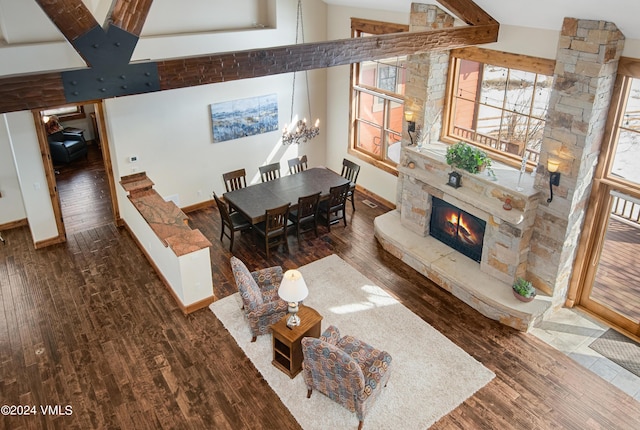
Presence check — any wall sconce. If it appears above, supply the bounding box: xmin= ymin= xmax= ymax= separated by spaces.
xmin=547 ymin=158 xmax=561 ymax=203
xmin=405 ymin=110 xmax=416 ymax=145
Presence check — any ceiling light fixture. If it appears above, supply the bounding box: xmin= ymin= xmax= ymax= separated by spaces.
xmin=282 ymin=0 xmax=320 ymax=145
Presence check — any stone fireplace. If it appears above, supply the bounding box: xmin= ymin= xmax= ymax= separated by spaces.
xmin=375 ymin=143 xmax=552 ymax=331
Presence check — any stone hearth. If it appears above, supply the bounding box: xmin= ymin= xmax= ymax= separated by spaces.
xmin=375 ymin=144 xmax=553 ymax=331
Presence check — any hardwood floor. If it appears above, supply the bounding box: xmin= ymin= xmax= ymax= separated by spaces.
xmin=54 ymin=143 xmax=113 ymax=236
xmin=1 ymin=169 xmax=640 ymax=429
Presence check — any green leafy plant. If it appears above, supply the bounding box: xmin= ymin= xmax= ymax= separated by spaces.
xmin=445 ymin=141 xmax=492 ymax=174
xmin=512 ymin=277 xmax=536 ymax=298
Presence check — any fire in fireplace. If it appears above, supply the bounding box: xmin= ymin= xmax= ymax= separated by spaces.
xmin=429 ymin=197 xmax=486 ymax=262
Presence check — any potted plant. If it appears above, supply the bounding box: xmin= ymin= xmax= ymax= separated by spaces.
xmin=512 ymin=277 xmax=536 ymax=302
xmin=445 ymin=141 xmax=492 ymax=174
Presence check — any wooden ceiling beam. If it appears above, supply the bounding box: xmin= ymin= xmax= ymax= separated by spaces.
xmin=156 ymin=23 xmax=498 ymax=92
xmin=35 ymin=0 xmax=99 ymax=44
xmin=108 ymin=0 xmax=154 ymax=37
xmin=436 ymin=0 xmax=497 ymax=26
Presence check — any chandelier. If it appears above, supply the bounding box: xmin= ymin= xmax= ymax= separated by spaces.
xmin=282 ymin=118 xmax=320 ymax=145
xmin=282 ymin=0 xmax=320 ymax=145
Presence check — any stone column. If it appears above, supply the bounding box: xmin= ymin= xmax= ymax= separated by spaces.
xmin=398 ymin=4 xmax=453 ymax=226
xmin=528 ymin=18 xmax=625 ymax=306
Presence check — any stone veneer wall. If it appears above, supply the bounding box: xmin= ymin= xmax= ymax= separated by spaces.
xmin=397 ymin=6 xmax=626 ymax=309
xmin=528 ymin=19 xmax=625 ymax=305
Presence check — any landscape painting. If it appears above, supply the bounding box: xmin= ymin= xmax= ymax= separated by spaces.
xmin=210 ymin=93 xmax=279 ymax=142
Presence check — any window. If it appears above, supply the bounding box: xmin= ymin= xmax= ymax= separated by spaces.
xmin=350 ymin=19 xmax=408 ymax=173
xmin=41 ymin=105 xmax=85 ymax=122
xmin=609 ymin=76 xmax=640 ymax=186
xmin=444 ymin=49 xmax=555 ymax=166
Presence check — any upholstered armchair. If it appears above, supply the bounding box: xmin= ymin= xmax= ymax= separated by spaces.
xmin=301 ymin=325 xmax=392 ymax=430
xmin=230 ymin=256 xmax=288 ymax=342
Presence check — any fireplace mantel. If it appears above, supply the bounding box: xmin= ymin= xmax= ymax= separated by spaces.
xmin=401 ymin=143 xmax=541 ymax=226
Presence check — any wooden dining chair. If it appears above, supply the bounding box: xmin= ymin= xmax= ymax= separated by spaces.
xmin=289 ymin=191 xmax=321 ymax=242
xmin=287 ymin=155 xmax=308 ymax=175
xmin=319 ymin=182 xmax=350 ymax=231
xmin=213 ymin=193 xmax=251 ymax=251
xmin=223 ymin=168 xmax=247 ymax=193
xmin=341 ymin=159 xmax=361 ymax=212
xmin=253 ymin=202 xmax=292 ymax=258
xmin=259 ymin=162 xmax=281 ymax=182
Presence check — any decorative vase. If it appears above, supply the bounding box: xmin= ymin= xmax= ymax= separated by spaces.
xmin=513 ymin=289 xmax=535 ymax=303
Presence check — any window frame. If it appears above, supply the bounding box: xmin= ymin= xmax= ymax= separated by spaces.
xmin=349 ymin=18 xmax=409 ymax=176
xmin=41 ymin=105 xmax=86 ymax=122
xmin=442 ymin=47 xmax=556 ymax=169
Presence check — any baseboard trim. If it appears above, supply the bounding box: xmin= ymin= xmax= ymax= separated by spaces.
xmin=0 ymin=218 xmax=29 ymax=231
xmin=183 ymin=199 xmax=215 ymax=214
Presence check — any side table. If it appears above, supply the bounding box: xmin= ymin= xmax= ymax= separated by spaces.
xmin=271 ymin=305 xmax=322 ymax=378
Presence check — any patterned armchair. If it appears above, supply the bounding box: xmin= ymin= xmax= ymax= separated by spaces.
xmin=230 ymin=256 xmax=288 ymax=342
xmin=301 ymin=325 xmax=392 ymax=430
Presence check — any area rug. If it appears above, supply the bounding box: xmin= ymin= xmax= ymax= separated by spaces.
xmin=589 ymin=328 xmax=640 ymax=377
xmin=210 ymin=254 xmax=495 ymax=429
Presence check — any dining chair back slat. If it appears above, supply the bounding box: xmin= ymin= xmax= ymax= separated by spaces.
xmin=213 ymin=192 xmax=251 ymax=251
xmin=254 ymin=202 xmax=291 ymax=258
xmin=259 ymin=162 xmax=281 ymax=182
xmin=288 ymin=155 xmax=308 ymax=175
xmin=340 ymin=159 xmax=361 ymax=212
xmin=223 ymin=168 xmax=247 ymax=193
xmin=319 ymin=182 xmax=350 ymax=231
xmin=289 ymin=191 xmax=321 ymax=242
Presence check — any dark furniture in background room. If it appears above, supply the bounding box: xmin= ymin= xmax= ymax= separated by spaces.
xmin=47 ymin=129 xmax=88 ymax=165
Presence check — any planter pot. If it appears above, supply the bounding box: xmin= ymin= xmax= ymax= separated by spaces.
xmin=513 ymin=289 xmax=535 ymax=303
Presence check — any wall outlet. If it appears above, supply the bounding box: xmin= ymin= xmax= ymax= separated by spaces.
xmin=129 ymin=155 xmax=139 ymax=163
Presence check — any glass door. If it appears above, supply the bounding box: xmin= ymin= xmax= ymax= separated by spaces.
xmin=579 ymin=189 xmax=640 ymax=335
xmin=574 ymin=72 xmax=640 ymax=337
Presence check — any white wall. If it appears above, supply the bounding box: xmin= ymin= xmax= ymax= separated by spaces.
xmin=0 ymin=115 xmax=27 ymax=224
xmin=2 ymin=112 xmax=58 ymax=241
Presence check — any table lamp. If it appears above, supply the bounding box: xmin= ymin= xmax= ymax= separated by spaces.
xmin=278 ymin=269 xmax=308 ymax=328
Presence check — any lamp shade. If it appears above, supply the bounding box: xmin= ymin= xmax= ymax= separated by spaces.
xmin=404 ymin=110 xmax=415 ymax=122
xmin=278 ymin=270 xmax=308 ymax=303
xmin=547 ymin=158 xmax=560 ymax=173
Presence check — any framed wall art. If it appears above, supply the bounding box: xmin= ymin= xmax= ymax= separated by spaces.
xmin=210 ymin=93 xmax=279 ymax=142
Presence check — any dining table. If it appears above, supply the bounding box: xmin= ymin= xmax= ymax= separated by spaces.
xmin=222 ymin=167 xmax=351 ymax=224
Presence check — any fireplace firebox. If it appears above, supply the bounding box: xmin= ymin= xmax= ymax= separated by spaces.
xmin=429 ymin=197 xmax=486 ymax=262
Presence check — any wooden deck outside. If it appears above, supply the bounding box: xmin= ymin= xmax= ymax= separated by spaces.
xmin=591 ymin=215 xmax=640 ymax=323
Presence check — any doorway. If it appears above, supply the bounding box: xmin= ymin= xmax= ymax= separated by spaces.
xmin=38 ymin=102 xmax=119 ymax=238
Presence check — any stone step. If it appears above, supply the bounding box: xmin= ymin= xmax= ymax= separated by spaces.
xmin=374 ymin=210 xmax=552 ymax=332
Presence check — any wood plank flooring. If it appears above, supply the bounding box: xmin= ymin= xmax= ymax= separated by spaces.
xmin=592 ymin=216 xmax=640 ymax=322
xmin=53 ymin=143 xmax=114 ymax=236
xmin=1 ymin=161 xmax=640 ymax=429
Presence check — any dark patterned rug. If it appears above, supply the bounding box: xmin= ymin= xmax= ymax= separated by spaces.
xmin=589 ymin=329 xmax=640 ymax=377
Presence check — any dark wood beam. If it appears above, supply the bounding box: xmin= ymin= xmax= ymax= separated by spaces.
xmin=0 ymin=72 xmax=68 ymax=114
xmin=156 ymin=24 xmax=498 ymax=92
xmin=0 ymin=23 xmax=497 ymax=114
xmin=35 ymin=0 xmax=99 ymax=43
xmin=109 ymin=0 xmax=154 ymax=37
xmin=437 ymin=0 xmax=497 ymax=26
